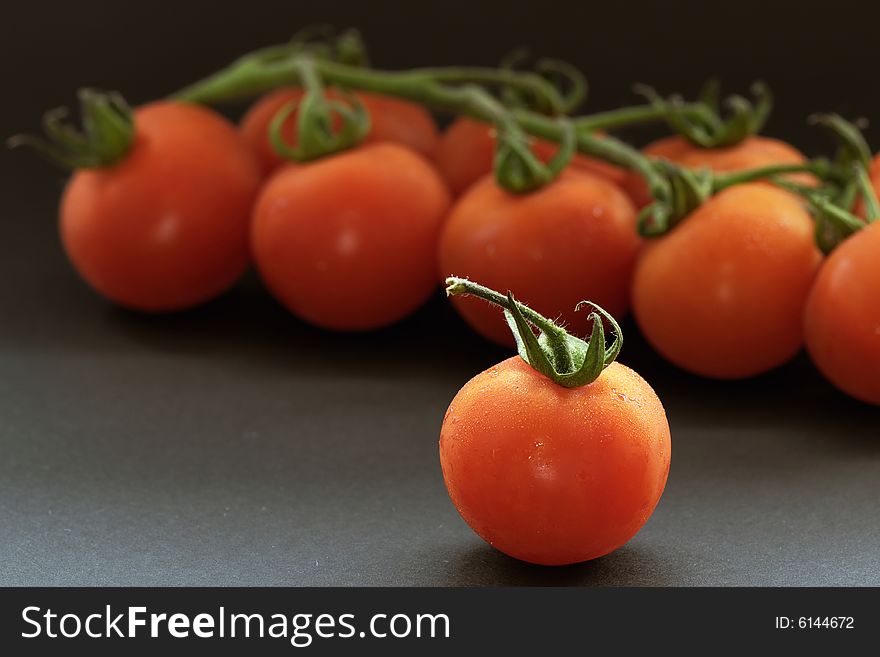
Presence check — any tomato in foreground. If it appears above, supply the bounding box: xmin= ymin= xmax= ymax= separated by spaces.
xmin=439 ymin=170 xmax=641 ymax=347
xmin=433 ymin=117 xmax=628 ymax=196
xmin=62 ymin=101 xmax=261 ymax=311
xmin=440 ymin=278 xmax=671 ymax=565
xmin=252 ymin=143 xmax=451 ymax=331
xmin=240 ymin=88 xmax=440 ymax=177
xmin=622 ymin=135 xmax=813 ymax=208
xmin=804 ymin=221 xmax=880 ymax=405
xmin=632 ymin=183 xmax=823 ymax=379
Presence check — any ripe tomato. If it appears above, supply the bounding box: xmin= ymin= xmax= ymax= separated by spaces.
xmin=440 ymin=356 xmax=671 ymax=565
xmin=622 ymin=135 xmax=813 ymax=208
xmin=804 ymin=221 xmax=880 ymax=405
xmin=61 ymin=101 xmax=261 ymax=312
xmin=439 ymin=170 xmax=641 ymax=346
xmin=251 ymin=143 xmax=451 ymax=331
xmin=433 ymin=117 xmax=628 ymax=196
xmin=240 ymin=88 xmax=440 ymax=177
xmin=632 ymin=183 xmax=822 ymax=379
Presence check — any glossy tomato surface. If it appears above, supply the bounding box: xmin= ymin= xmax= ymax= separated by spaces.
xmin=632 ymin=183 xmax=822 ymax=379
xmin=240 ymin=88 xmax=440 ymax=177
xmin=61 ymin=101 xmax=261 ymax=312
xmin=440 ymin=357 xmax=671 ymax=566
xmin=251 ymin=143 xmax=451 ymax=331
xmin=439 ymin=170 xmax=641 ymax=346
xmin=433 ymin=117 xmax=628 ymax=196
xmin=805 ymin=221 xmax=880 ymax=405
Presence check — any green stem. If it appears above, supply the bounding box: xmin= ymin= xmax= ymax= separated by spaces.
xmin=711 ymin=161 xmax=835 ymax=192
xmin=513 ymin=109 xmax=669 ymax=198
xmin=174 ymin=52 xmax=667 ymax=195
xmin=855 ymin=165 xmax=880 ymax=223
xmin=573 ymin=102 xmax=711 ymax=132
xmin=447 ymin=276 xmax=574 ymax=371
xmin=445 ymin=277 xmax=565 ymax=338
xmin=445 ymin=277 xmax=621 ymax=388
xmin=404 ymin=67 xmax=569 ymax=114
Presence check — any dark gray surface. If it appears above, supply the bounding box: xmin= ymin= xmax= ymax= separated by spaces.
xmin=2 ymin=157 xmax=879 ymax=586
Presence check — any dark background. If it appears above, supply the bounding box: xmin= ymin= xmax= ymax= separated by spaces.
xmin=1 ymin=0 xmax=878 ymax=585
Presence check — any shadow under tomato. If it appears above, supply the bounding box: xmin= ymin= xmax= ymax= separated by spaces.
xmin=437 ymin=541 xmax=684 ymax=587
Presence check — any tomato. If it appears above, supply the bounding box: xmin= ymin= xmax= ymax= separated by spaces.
xmin=440 ymin=356 xmax=671 ymax=565
xmin=251 ymin=143 xmax=451 ymax=331
xmin=804 ymin=221 xmax=880 ymax=405
xmin=60 ymin=101 xmax=261 ymax=312
xmin=433 ymin=117 xmax=628 ymax=196
xmin=438 ymin=170 xmax=641 ymax=346
xmin=622 ymin=135 xmax=813 ymax=208
xmin=240 ymin=88 xmax=440 ymax=177
xmin=632 ymin=183 xmax=822 ymax=379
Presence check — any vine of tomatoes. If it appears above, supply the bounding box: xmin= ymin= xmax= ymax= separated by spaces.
xmin=12 ymin=29 xmax=880 ymax=569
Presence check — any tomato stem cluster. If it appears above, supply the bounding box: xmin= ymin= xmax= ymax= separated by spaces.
xmin=8 ymin=89 xmax=134 ymax=169
xmin=636 ymin=80 xmax=773 ymax=148
xmin=171 ymin=33 xmax=879 ymax=247
xmin=14 ymin=29 xmax=879 ymax=253
xmin=445 ymin=277 xmax=621 ymax=387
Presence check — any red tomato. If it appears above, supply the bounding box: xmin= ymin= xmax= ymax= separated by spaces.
xmin=804 ymin=221 xmax=880 ymax=405
xmin=433 ymin=117 xmax=628 ymax=196
xmin=440 ymin=356 xmax=671 ymax=565
xmin=632 ymin=184 xmax=823 ymax=379
xmin=61 ymin=101 xmax=261 ymax=312
xmin=251 ymin=143 xmax=451 ymax=331
xmin=240 ymin=88 xmax=440 ymax=177
xmin=439 ymin=170 xmax=641 ymax=346
xmin=621 ymin=135 xmax=813 ymax=208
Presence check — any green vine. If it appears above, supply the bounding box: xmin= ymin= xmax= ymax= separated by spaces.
xmin=11 ymin=28 xmax=877 ymax=254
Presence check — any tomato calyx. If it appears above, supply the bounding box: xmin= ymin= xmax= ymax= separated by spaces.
xmin=244 ymin=26 xmax=369 ymax=70
xmin=268 ymin=86 xmax=371 ymax=162
xmin=498 ymin=49 xmax=586 ymax=115
xmin=8 ymin=89 xmax=134 ymax=169
xmin=636 ymin=80 xmax=772 ymax=149
xmin=638 ymin=162 xmax=714 ymax=236
xmin=445 ymin=277 xmax=622 ymax=388
xmin=811 ymin=113 xmax=873 ymax=171
xmin=764 ymin=115 xmax=879 ymax=253
xmin=494 ymin=117 xmax=576 ymax=193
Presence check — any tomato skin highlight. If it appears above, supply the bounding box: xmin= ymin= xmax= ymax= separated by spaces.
xmin=240 ymin=88 xmax=440 ymax=177
xmin=632 ymin=183 xmax=823 ymax=379
xmin=622 ymin=135 xmax=813 ymax=208
xmin=433 ymin=117 xmax=628 ymax=197
xmin=440 ymin=357 xmax=671 ymax=566
xmin=804 ymin=221 xmax=880 ymax=405
xmin=251 ymin=143 xmax=452 ymax=331
xmin=439 ymin=170 xmax=641 ymax=347
xmin=60 ymin=101 xmax=261 ymax=312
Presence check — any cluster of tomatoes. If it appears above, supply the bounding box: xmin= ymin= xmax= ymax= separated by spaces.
xmin=25 ymin=38 xmax=879 ymax=566
xmin=57 ymin=87 xmax=880 ymax=405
